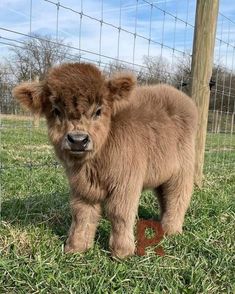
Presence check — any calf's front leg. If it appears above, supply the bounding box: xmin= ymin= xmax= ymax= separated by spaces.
xmin=64 ymin=198 xmax=101 ymax=253
xmin=105 ymin=185 xmax=142 ymax=259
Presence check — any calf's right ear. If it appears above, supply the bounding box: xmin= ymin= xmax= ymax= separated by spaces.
xmin=13 ymin=82 xmax=46 ymax=115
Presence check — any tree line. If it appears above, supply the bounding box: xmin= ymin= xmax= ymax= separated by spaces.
xmin=0 ymin=34 xmax=234 ymax=117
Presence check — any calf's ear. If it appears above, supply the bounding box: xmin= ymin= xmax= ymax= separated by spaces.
xmin=107 ymin=72 xmax=136 ymax=100
xmin=13 ymin=82 xmax=47 ymax=115
xmin=106 ymin=72 xmax=136 ymax=114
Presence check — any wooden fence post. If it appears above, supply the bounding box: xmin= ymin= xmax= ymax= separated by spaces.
xmin=190 ymin=0 xmax=219 ymax=187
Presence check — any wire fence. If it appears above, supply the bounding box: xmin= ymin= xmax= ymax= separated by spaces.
xmin=207 ymin=11 xmax=235 ymax=177
xmin=0 ymin=0 xmax=234 ymax=200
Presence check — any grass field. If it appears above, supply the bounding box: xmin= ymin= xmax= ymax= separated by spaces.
xmin=1 ymin=117 xmax=235 ymax=293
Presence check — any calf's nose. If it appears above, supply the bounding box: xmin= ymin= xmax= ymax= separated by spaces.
xmin=67 ymin=132 xmax=90 ymax=150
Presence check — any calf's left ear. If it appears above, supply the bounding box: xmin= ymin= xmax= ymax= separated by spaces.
xmin=13 ymin=82 xmax=47 ymax=115
xmin=107 ymin=72 xmax=136 ymax=101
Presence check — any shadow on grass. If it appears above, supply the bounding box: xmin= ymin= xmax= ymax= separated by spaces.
xmin=138 ymin=205 xmax=160 ymax=220
xmin=1 ymin=192 xmax=71 ymax=238
xmin=1 ymin=192 xmax=160 ymax=251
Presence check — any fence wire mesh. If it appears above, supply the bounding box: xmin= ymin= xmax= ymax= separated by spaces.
xmin=0 ymin=0 xmax=234 ymax=202
xmin=206 ymin=11 xmax=235 ymax=186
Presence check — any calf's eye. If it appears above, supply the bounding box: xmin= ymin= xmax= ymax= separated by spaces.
xmin=53 ymin=108 xmax=61 ymax=118
xmin=93 ymin=107 xmax=102 ymax=119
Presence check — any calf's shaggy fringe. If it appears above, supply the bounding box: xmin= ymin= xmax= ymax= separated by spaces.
xmin=13 ymin=62 xmax=198 ymax=259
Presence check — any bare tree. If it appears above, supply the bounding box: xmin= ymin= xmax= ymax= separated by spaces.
xmin=172 ymin=55 xmax=235 ymax=133
xmin=1 ymin=34 xmax=75 ymax=117
xmin=0 ymin=63 xmax=19 ymax=114
xmin=139 ymin=56 xmax=171 ymax=85
xmin=104 ymin=56 xmax=171 ymax=85
xmin=103 ymin=61 xmax=131 ymax=76
xmin=7 ymin=34 xmax=72 ymax=82
xmin=210 ymin=64 xmax=235 ymax=113
xmin=171 ymin=55 xmax=191 ymax=94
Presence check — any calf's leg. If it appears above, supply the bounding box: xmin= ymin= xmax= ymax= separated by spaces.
xmin=155 ymin=169 xmax=194 ymax=235
xmin=64 ymin=199 xmax=101 ymax=253
xmin=105 ymin=185 xmax=142 ymax=259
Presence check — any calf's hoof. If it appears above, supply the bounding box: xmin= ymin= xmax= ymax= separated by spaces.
xmin=111 ymin=245 xmax=135 ymax=259
xmin=161 ymin=219 xmax=183 ymax=236
xmin=64 ymin=239 xmax=92 ymax=254
xmin=110 ymin=236 xmax=135 ymax=259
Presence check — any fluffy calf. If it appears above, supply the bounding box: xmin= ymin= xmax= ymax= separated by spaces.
xmin=13 ymin=63 xmax=198 ymax=258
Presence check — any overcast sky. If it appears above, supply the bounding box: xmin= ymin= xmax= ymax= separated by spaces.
xmin=0 ymin=0 xmax=235 ymax=69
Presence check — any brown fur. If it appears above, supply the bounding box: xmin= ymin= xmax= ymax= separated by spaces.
xmin=13 ymin=62 xmax=198 ymax=259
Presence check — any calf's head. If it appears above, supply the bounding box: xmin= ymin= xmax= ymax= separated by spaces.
xmin=13 ymin=63 xmax=136 ymax=162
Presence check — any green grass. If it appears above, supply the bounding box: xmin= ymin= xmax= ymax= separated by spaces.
xmin=1 ymin=117 xmax=235 ymax=293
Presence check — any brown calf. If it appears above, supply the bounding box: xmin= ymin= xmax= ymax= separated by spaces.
xmin=13 ymin=63 xmax=198 ymax=258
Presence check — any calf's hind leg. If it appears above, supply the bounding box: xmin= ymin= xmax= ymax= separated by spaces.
xmin=155 ymin=169 xmax=194 ymax=235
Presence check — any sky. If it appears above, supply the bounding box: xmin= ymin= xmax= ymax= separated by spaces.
xmin=0 ymin=0 xmax=235 ymax=70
